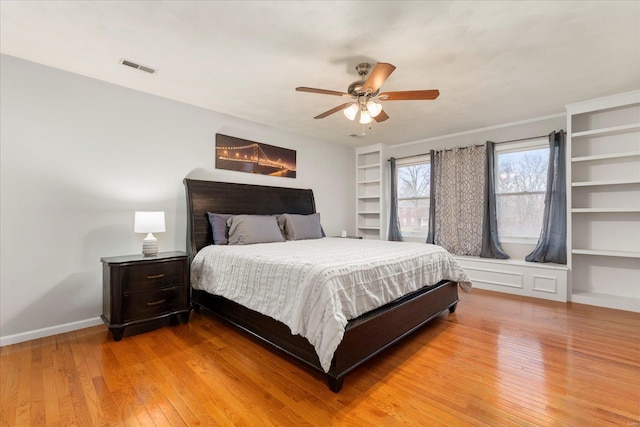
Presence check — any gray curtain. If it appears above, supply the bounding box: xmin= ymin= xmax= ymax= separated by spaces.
xmin=426 ymin=150 xmax=435 ymax=244
xmin=480 ymin=141 xmax=510 ymax=259
xmin=388 ymin=157 xmax=403 ymax=241
xmin=526 ymin=131 xmax=567 ymax=264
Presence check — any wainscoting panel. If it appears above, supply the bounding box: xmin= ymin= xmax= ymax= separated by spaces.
xmin=455 ymin=256 xmax=568 ymax=302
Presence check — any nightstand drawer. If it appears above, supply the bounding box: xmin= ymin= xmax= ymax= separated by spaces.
xmin=122 ymin=260 xmax=184 ymax=292
xmin=122 ymin=286 xmax=184 ymax=322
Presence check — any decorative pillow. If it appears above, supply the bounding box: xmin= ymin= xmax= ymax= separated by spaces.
xmin=207 ymin=212 xmax=232 ymax=245
xmin=227 ymin=215 xmax=285 ymax=245
xmin=278 ymin=213 xmax=323 ymax=240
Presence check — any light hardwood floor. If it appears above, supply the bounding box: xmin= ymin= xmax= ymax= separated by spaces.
xmin=1 ymin=288 xmax=639 ymax=426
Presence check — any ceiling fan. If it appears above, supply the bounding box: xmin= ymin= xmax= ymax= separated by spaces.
xmin=295 ymin=62 xmax=439 ymax=125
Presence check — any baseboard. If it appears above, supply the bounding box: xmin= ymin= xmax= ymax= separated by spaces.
xmin=0 ymin=317 xmax=103 ymax=347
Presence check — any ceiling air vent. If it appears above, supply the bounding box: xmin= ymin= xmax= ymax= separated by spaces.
xmin=120 ymin=59 xmax=156 ymax=74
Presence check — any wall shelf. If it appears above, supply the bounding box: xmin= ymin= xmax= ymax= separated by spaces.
xmin=572 ymin=151 xmax=640 ymax=163
xmin=572 ymin=249 xmax=640 ymax=258
xmin=571 ymin=292 xmax=640 ymax=312
xmin=571 ymin=122 xmax=640 ymax=138
xmin=358 ymin=164 xmax=379 ymax=170
xmin=571 ymin=208 xmax=640 ymax=213
xmin=566 ymin=90 xmax=640 ymax=312
xmin=356 ymin=144 xmax=386 ymax=240
xmin=572 ymin=179 xmax=640 ymax=187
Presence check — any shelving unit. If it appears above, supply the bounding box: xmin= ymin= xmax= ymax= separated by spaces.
xmin=356 ymin=144 xmax=387 ymax=239
xmin=566 ymin=90 xmax=640 ymax=312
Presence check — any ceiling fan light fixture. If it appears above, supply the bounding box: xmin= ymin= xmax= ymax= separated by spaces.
xmin=366 ymin=100 xmax=382 ymax=118
xmin=343 ymin=103 xmax=359 ymax=120
xmin=359 ymin=109 xmax=373 ymax=124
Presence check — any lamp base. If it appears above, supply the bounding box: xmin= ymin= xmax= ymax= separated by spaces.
xmin=142 ymin=233 xmax=158 ymax=257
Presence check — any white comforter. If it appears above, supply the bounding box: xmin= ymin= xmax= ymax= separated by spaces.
xmin=190 ymin=238 xmax=471 ymax=372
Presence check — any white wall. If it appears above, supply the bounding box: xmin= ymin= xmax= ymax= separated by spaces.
xmin=0 ymin=54 xmax=354 ymax=341
xmin=387 ymin=113 xmax=567 ymax=258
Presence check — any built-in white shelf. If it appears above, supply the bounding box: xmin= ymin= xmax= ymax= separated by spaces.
xmin=571 ymin=208 xmax=640 ymax=213
xmin=571 ymin=291 xmax=640 ymax=313
xmin=572 ymin=249 xmax=640 ymax=258
xmin=567 ymin=91 xmax=640 ymax=312
xmin=358 ymin=164 xmax=379 ymax=170
xmin=572 ymin=179 xmax=640 ymax=187
xmin=572 ymin=122 xmax=640 ymax=138
xmin=356 ymin=144 xmax=386 ymax=240
xmin=572 ymin=151 xmax=640 ymax=163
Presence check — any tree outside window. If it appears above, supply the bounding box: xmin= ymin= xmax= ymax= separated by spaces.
xmin=495 ymin=144 xmax=549 ymax=241
xmin=396 ymin=159 xmax=430 ymax=238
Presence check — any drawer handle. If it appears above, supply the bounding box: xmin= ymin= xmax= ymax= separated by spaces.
xmin=146 ymin=274 xmax=166 ymax=279
xmin=146 ymin=299 xmax=166 ymax=306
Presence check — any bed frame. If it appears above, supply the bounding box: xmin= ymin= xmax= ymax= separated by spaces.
xmin=184 ymin=178 xmax=459 ymax=392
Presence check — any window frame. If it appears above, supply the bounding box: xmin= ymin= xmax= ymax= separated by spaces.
xmin=494 ymin=138 xmax=549 ymax=244
xmin=395 ymin=155 xmax=431 ymax=239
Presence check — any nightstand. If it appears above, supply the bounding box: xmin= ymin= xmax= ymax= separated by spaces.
xmin=101 ymin=251 xmax=191 ymax=341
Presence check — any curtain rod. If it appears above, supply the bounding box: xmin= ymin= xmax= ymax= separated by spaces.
xmin=493 ymin=134 xmax=548 ymax=144
xmin=388 ymin=133 xmax=550 ymax=161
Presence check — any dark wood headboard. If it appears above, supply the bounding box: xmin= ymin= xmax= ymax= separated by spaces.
xmin=184 ymin=179 xmax=317 ymax=257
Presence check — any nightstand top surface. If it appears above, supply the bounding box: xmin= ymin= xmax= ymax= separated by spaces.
xmin=101 ymin=251 xmax=188 ymax=265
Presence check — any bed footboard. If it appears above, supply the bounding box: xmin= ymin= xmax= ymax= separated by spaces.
xmin=192 ymin=280 xmax=459 ymax=392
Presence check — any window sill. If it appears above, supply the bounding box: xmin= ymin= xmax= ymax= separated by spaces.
xmin=499 ymin=236 xmax=538 ymax=245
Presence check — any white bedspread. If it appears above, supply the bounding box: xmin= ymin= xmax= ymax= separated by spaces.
xmin=190 ymin=238 xmax=471 ymax=372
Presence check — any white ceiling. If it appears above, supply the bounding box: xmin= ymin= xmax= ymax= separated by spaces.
xmin=1 ymin=1 xmax=639 ymax=147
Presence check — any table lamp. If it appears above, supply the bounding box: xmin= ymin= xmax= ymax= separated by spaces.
xmin=134 ymin=211 xmax=165 ymax=256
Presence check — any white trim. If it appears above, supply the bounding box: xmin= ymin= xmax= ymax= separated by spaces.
xmin=499 ymin=235 xmax=539 ymax=244
xmin=454 ymin=255 xmax=568 ymax=271
xmin=454 ymin=255 xmax=568 ymax=302
xmin=565 ymin=90 xmax=640 ymax=115
xmin=391 ymin=113 xmax=566 ymax=148
xmin=494 ymin=137 xmax=548 ymax=153
xmin=396 ymin=154 xmax=430 ymax=166
xmin=0 ymin=317 xmax=103 ymax=347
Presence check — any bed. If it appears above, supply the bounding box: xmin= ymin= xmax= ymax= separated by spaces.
xmin=184 ymin=178 xmax=470 ymax=392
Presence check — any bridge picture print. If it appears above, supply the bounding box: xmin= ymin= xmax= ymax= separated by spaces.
xmin=215 ymin=133 xmax=297 ymax=178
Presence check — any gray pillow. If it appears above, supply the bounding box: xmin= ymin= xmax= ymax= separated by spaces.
xmin=207 ymin=212 xmax=232 ymax=245
xmin=278 ymin=213 xmax=323 ymax=240
xmin=227 ymin=215 xmax=285 ymax=245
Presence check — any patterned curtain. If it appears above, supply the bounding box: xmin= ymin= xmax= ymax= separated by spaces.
xmin=432 ymin=145 xmax=486 ymax=256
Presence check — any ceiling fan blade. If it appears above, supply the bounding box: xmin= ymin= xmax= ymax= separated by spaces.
xmin=378 ymin=90 xmax=440 ymax=101
xmin=362 ymin=63 xmax=396 ymax=94
xmin=296 ymin=87 xmax=351 ymax=97
xmin=314 ymin=103 xmax=353 ymax=119
xmin=374 ymin=109 xmax=389 ymax=122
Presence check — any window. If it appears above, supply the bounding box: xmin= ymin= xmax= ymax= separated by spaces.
xmin=396 ymin=155 xmax=430 ymax=238
xmin=495 ymin=139 xmax=549 ymax=242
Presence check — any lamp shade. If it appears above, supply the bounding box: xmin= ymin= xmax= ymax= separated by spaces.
xmin=134 ymin=211 xmax=165 ymax=233
xmin=366 ymin=100 xmax=382 ymax=118
xmin=343 ymin=103 xmax=359 ymax=121
xmin=359 ymin=109 xmax=372 ymax=124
